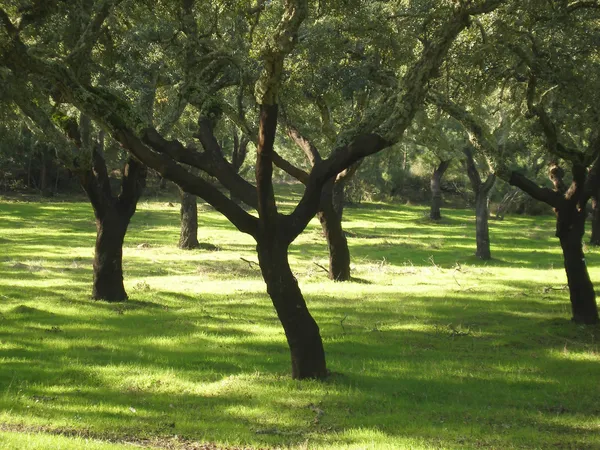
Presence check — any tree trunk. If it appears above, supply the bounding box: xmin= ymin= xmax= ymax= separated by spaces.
xmin=256 ymin=236 xmax=328 ymax=379
xmin=430 ymin=159 xmax=451 ymax=220
xmin=179 ymin=190 xmax=200 ymax=249
xmin=590 ymin=196 xmax=600 ymax=246
xmin=474 ymin=189 xmax=492 ymax=260
xmin=93 ymin=211 xmax=129 ymax=301
xmin=557 ymin=208 xmax=599 ymax=324
xmin=317 ymin=181 xmax=351 ymax=281
xmin=464 ymin=147 xmax=495 ymax=259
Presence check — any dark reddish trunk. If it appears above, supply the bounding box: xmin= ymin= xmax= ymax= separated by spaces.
xmin=93 ymin=212 xmax=129 ymax=301
xmin=557 ymin=207 xmax=599 ymax=324
xmin=317 ymin=181 xmax=350 ymax=281
xmin=255 ymin=104 xmax=327 ymax=379
xmin=257 ymin=236 xmax=328 ymax=379
xmin=590 ymin=196 xmax=600 ymax=246
xmin=179 ymin=190 xmax=200 ymax=249
xmin=430 ymin=159 xmax=451 ymax=220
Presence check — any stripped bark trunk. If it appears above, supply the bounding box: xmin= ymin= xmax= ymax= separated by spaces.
xmin=92 ymin=210 xmax=129 ymax=301
xmin=78 ymin=125 xmax=147 ymax=302
xmin=256 ymin=235 xmax=328 ymax=379
xmin=255 ymin=104 xmax=327 ymax=379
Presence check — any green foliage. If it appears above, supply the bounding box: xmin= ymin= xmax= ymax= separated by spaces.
xmin=0 ymin=193 xmax=598 ymax=449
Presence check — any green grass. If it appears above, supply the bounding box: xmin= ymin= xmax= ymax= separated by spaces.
xmin=1 ymin=188 xmax=599 ymax=449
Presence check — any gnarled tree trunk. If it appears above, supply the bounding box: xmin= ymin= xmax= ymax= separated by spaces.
xmin=93 ymin=210 xmax=129 ymax=301
xmin=558 ymin=207 xmax=598 ymax=324
xmin=77 ymin=122 xmax=146 ymax=302
xmin=257 ymin=235 xmax=328 ymax=379
xmin=430 ymin=159 xmax=451 ymax=220
xmin=179 ymin=190 xmax=200 ymax=249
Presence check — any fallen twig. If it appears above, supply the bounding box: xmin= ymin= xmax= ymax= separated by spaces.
xmin=313 ymin=262 xmax=329 ymax=274
xmin=240 ymin=257 xmax=260 ymax=269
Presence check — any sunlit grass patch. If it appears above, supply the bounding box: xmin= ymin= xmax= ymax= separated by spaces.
xmin=0 ymin=192 xmax=599 ymax=449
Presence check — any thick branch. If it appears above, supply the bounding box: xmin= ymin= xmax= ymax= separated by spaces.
xmin=0 ymin=30 xmax=258 ymax=236
xmin=256 ymin=104 xmax=279 ymax=226
xmin=272 ymin=152 xmax=310 ymax=184
xmin=508 ymin=171 xmax=563 ymax=209
xmin=66 ymin=0 xmax=123 ymax=68
xmin=193 ymin=116 xmax=259 ymax=209
xmin=567 ymin=1 xmax=600 ymax=12
xmin=118 ymin=156 xmax=147 ymax=217
xmin=254 ymin=0 xmax=308 ymax=105
xmin=464 ymin=146 xmax=482 ymax=193
xmin=286 ymin=124 xmax=322 ymax=166
xmin=117 ymin=129 xmax=258 ymax=235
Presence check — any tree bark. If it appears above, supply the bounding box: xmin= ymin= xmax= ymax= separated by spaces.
xmin=179 ymin=189 xmax=200 ymax=249
xmin=92 ymin=211 xmax=129 ymax=301
xmin=590 ymin=195 xmax=600 ymax=246
xmin=81 ymin=150 xmax=146 ymax=302
xmin=257 ymin=236 xmax=328 ymax=379
xmin=465 ymin=147 xmax=495 ymax=259
xmin=430 ymin=159 xmax=451 ymax=220
xmin=317 ymin=181 xmax=351 ymax=281
xmin=557 ymin=206 xmax=599 ymax=324
xmin=474 ymin=186 xmax=493 ymax=259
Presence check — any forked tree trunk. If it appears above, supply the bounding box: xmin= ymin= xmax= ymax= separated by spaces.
xmin=430 ymin=159 xmax=451 ymax=220
xmin=77 ymin=127 xmax=146 ymax=302
xmin=257 ymin=236 xmax=328 ymax=379
xmin=557 ymin=207 xmax=599 ymax=324
xmin=465 ymin=147 xmax=495 ymax=259
xmin=590 ymin=196 xmax=600 ymax=246
xmin=179 ymin=190 xmax=200 ymax=249
xmin=317 ymin=181 xmax=350 ymax=281
xmin=93 ymin=211 xmax=129 ymax=301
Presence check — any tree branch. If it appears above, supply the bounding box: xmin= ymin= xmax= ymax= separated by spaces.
xmin=254 ymin=0 xmax=308 ymax=105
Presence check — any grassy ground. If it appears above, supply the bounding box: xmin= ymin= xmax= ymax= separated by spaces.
xmin=0 ymin=186 xmax=599 ymax=449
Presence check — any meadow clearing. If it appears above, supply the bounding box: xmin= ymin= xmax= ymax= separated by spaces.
xmin=0 ymin=189 xmax=599 ymax=449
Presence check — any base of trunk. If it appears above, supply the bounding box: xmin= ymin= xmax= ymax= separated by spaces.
xmin=92 ymin=284 xmax=128 ymax=302
xmin=257 ymin=238 xmax=328 ymax=380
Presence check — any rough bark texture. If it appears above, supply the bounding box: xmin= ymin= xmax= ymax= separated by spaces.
xmin=179 ymin=189 xmax=200 ymax=249
xmin=255 ymin=104 xmax=327 ymax=379
xmin=430 ymin=159 xmax=451 ymax=220
xmin=474 ymin=190 xmax=493 ymax=259
xmin=590 ymin=196 xmax=600 ymax=246
xmin=465 ymin=147 xmax=495 ymax=259
xmin=551 ymin=165 xmax=599 ymax=324
xmin=558 ymin=209 xmax=598 ymax=324
xmin=81 ymin=153 xmax=147 ymax=302
xmin=92 ymin=211 xmax=129 ymax=301
xmin=257 ymin=237 xmax=328 ymax=379
xmin=317 ymin=182 xmax=351 ymax=281
xmin=274 ymin=126 xmax=354 ymax=281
